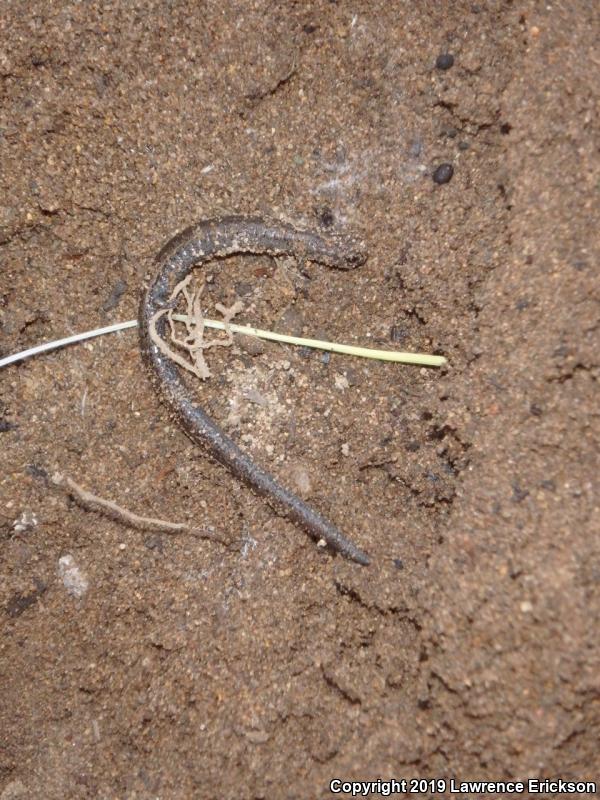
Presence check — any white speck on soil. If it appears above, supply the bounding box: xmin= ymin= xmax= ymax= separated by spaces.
xmin=58 ymin=554 xmax=89 ymax=598
xmin=334 ymin=373 xmax=350 ymax=391
xmin=12 ymin=510 xmax=38 ymax=532
xmin=241 ymin=533 xmax=258 ymax=559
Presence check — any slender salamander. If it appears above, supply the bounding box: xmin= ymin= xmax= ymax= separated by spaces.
xmin=139 ymin=215 xmax=370 ymax=565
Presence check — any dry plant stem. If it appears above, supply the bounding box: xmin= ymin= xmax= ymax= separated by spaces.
xmin=52 ymin=473 xmax=230 ymax=545
xmin=0 ymin=315 xmax=446 ymax=370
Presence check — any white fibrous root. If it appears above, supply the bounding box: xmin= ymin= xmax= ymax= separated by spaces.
xmin=148 ymin=275 xmax=243 ymax=380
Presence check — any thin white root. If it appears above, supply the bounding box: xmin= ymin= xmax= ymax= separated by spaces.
xmin=214 ymin=300 xmax=244 ymax=344
xmin=149 ymin=309 xmax=210 ymax=379
xmin=52 ymin=472 xmax=230 ymax=545
xmin=148 ymin=277 xmax=244 ymax=380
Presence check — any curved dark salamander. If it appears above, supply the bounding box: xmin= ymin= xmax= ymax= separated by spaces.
xmin=139 ymin=215 xmax=370 ymax=566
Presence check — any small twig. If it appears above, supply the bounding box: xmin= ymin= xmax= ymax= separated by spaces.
xmin=52 ymin=472 xmax=231 ymax=546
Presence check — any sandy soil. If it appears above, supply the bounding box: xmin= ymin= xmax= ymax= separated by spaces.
xmin=1 ymin=1 xmax=598 ymax=798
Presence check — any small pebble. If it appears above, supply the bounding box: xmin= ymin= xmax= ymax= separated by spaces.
xmin=236 ymin=333 xmax=265 ymax=357
xmin=435 ymin=53 xmax=455 ymax=71
xmin=12 ymin=511 xmax=38 ymax=532
xmin=432 ymin=163 xmax=454 ymax=185
xmin=334 ymin=374 xmax=349 ymax=391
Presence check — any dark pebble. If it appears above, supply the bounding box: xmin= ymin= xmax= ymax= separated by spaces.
xmin=432 ymin=163 xmax=454 ymax=184
xmin=321 ymin=352 xmax=331 ymax=365
xmin=458 ymin=140 xmax=470 ymax=151
xmin=0 ymin=419 xmax=17 ymax=433
xmin=435 ymin=53 xmax=455 ymax=71
xmin=405 ymin=441 xmax=420 ymax=452
xmin=530 ymin=403 xmax=543 ymax=417
xmin=393 ymin=558 xmax=404 ymax=570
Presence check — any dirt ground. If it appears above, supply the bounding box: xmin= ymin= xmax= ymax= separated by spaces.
xmin=1 ymin=1 xmax=599 ymax=798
